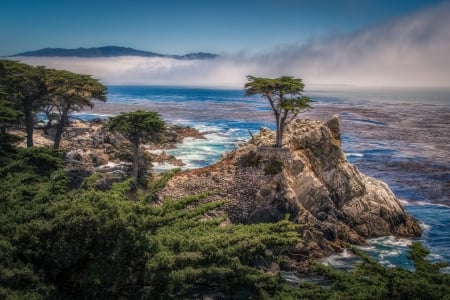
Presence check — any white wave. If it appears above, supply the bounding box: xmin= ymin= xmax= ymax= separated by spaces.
xmin=367 ymin=236 xmax=413 ymax=248
xmin=146 ymin=149 xmax=164 ymax=155
xmin=356 ymin=245 xmax=376 ymax=251
xmin=404 ymin=201 xmax=450 ymax=208
xmin=399 ymin=198 xmax=409 ymax=206
xmin=419 ymin=222 xmax=431 ymax=232
xmin=378 ymin=249 xmax=402 ymax=259
xmin=147 ymin=121 xmax=242 ymax=170
xmin=152 ymin=162 xmax=180 ymax=172
xmin=345 ymin=152 xmax=364 ymax=157
xmin=427 ymin=253 xmax=443 ymax=260
xmin=105 ymin=161 xmax=120 ymax=168
xmin=319 ymin=249 xmax=357 ymax=267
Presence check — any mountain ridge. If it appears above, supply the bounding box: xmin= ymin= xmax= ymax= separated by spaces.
xmin=9 ymin=46 xmax=218 ymax=60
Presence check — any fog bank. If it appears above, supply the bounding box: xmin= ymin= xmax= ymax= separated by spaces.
xmin=14 ymin=2 xmax=450 ymax=88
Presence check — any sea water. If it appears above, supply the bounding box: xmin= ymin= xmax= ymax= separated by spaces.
xmin=79 ymin=85 xmax=450 ymax=270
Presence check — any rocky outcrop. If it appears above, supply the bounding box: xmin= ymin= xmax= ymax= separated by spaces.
xmin=158 ymin=116 xmax=421 ymax=260
xmin=56 ymin=120 xmax=204 ymax=169
xmin=43 ymin=120 xmax=205 ymax=188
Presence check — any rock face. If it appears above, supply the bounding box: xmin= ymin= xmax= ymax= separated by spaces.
xmin=158 ymin=117 xmax=421 ymax=258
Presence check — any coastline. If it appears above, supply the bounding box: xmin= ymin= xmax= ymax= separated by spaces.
xmin=75 ymin=85 xmax=450 ymax=268
xmin=81 ymin=94 xmax=450 ymax=207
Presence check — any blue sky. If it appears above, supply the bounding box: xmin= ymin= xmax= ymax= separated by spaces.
xmin=0 ymin=0 xmax=445 ymax=56
xmin=3 ymin=0 xmax=449 ymax=87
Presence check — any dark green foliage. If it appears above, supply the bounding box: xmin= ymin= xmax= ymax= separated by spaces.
xmin=1 ymin=137 xmax=449 ymax=299
xmin=0 ymin=144 xmax=67 ymax=298
xmin=0 ymin=133 xmax=23 ymax=165
xmin=105 ymin=110 xmax=166 ymax=144
xmin=0 ymin=95 xmax=22 ymax=133
xmin=0 ymin=141 xmax=300 ymax=299
xmin=0 ymin=60 xmax=47 ymax=147
xmin=143 ymin=195 xmax=300 ymax=298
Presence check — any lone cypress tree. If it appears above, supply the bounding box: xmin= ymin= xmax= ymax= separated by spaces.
xmin=245 ymin=76 xmax=312 ymax=147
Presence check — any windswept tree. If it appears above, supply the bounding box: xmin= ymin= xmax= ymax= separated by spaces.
xmin=0 ymin=60 xmax=106 ymax=148
xmin=105 ymin=110 xmax=165 ymax=187
xmin=0 ymin=60 xmax=47 ymax=147
xmin=245 ymin=76 xmax=312 ymax=147
xmin=45 ymin=69 xmax=106 ymax=149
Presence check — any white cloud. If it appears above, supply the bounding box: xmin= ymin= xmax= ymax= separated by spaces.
xmin=15 ymin=2 xmax=450 ymax=88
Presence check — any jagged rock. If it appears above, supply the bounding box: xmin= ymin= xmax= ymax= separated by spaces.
xmin=165 ymin=125 xmax=206 ymax=143
xmin=158 ymin=117 xmax=421 ymax=260
xmin=56 ymin=120 xmax=204 ymax=171
xmin=147 ymin=151 xmax=185 ymax=167
xmin=65 ymin=149 xmax=109 ymax=167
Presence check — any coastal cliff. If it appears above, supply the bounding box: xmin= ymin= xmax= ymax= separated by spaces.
xmin=158 ymin=116 xmax=421 ymax=259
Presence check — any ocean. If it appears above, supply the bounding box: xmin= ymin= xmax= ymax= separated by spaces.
xmin=80 ymin=85 xmax=450 ymax=271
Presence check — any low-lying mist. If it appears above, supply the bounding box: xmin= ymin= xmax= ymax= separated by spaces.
xmin=14 ymin=2 xmax=450 ymax=88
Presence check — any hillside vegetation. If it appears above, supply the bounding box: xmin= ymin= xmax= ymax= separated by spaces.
xmin=0 ymin=136 xmax=449 ymax=299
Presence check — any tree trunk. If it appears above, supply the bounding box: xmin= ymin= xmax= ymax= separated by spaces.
xmin=132 ymin=139 xmax=140 ymax=187
xmin=278 ymin=110 xmax=290 ymax=148
xmin=24 ymin=101 xmax=34 ymax=147
xmin=53 ymin=110 xmax=68 ymax=149
xmin=275 ymin=113 xmax=282 ymax=147
xmin=278 ymin=125 xmax=284 ymax=148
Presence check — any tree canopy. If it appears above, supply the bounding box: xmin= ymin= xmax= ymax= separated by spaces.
xmin=0 ymin=92 xmax=22 ymax=134
xmin=0 ymin=60 xmax=47 ymax=147
xmin=45 ymin=69 xmax=106 ymax=148
xmin=245 ymin=76 xmax=312 ymax=147
xmin=0 ymin=59 xmax=106 ymax=148
xmin=105 ymin=110 xmax=165 ymax=187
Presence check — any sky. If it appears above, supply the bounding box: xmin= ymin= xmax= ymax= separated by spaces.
xmin=2 ymin=0 xmax=450 ymax=87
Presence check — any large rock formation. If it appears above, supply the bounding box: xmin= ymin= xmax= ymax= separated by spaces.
xmin=158 ymin=117 xmax=421 ymax=260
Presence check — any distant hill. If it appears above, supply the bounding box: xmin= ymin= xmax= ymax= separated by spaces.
xmin=10 ymin=46 xmax=218 ymax=60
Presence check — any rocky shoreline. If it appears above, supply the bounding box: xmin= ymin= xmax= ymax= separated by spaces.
xmin=14 ymin=116 xmax=422 ymax=273
xmin=14 ymin=119 xmax=206 ymax=188
xmin=157 ymin=116 xmax=421 ymax=271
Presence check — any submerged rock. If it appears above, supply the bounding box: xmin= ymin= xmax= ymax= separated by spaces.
xmin=158 ymin=116 xmax=421 ymax=259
